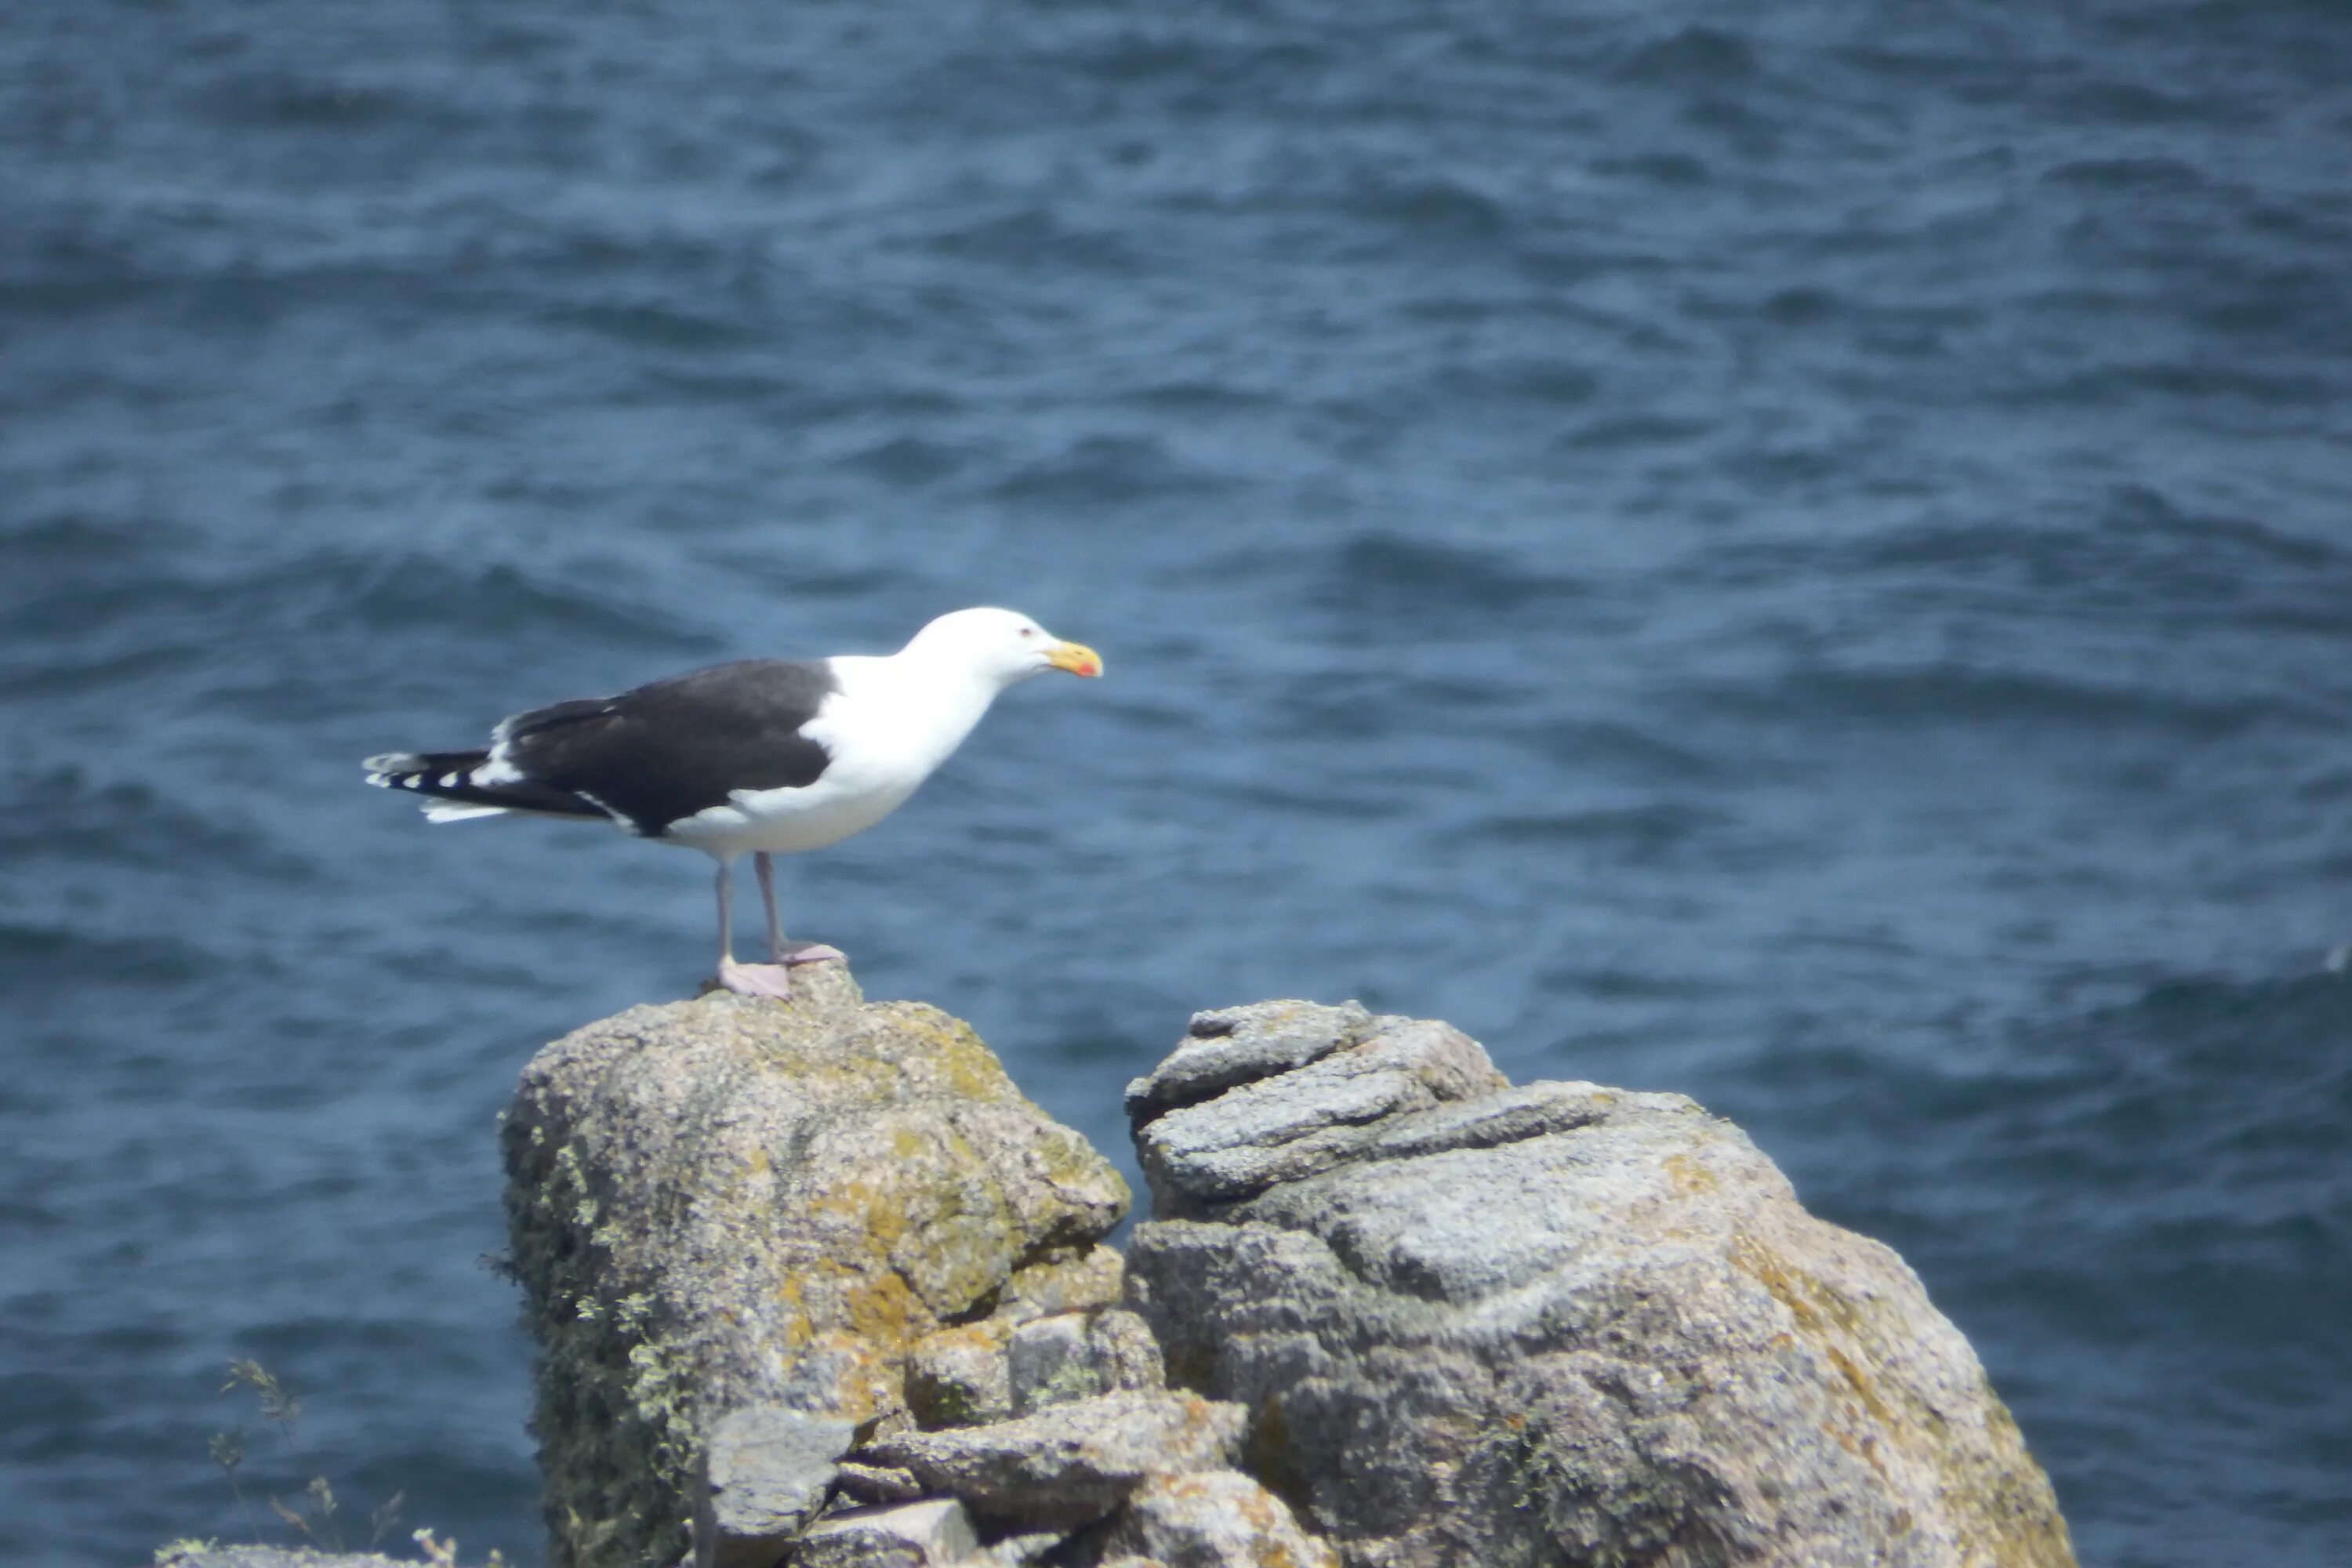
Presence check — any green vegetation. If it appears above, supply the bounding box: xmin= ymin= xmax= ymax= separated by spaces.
xmin=205 ymin=1358 xmax=506 ymax=1564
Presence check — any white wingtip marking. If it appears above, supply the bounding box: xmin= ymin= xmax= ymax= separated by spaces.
xmin=422 ymin=800 xmax=510 ymax=823
xmin=472 ymin=758 xmax=524 ymax=786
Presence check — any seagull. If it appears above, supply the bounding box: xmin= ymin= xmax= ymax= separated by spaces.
xmin=363 ymin=606 xmax=1102 ymax=996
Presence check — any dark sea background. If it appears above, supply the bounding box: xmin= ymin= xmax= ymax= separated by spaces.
xmin=4 ymin=2 xmax=2349 ymax=1564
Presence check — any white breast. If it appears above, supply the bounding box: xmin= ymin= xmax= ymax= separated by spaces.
xmin=656 ymin=655 xmax=999 ymax=858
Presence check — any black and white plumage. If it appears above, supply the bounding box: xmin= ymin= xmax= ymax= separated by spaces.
xmin=364 ymin=606 xmax=1102 ymax=996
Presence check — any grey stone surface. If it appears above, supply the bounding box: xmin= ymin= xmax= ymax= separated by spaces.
xmin=503 ymin=965 xmax=1130 ymax=1568
xmin=1123 ymin=1006 xmax=2078 ymax=1568
xmin=1083 ymin=1310 xmax=1164 ymax=1396
xmin=862 ymin=1392 xmax=1247 ymax=1530
xmin=1129 ymin=1007 xmax=1506 ymax=1216
xmin=692 ymin=1405 xmax=858 ymax=1568
xmin=989 ymin=1246 xmax=1126 ymax=1323
xmin=1123 ymin=1001 xmax=1373 ymax=1123
xmin=1094 ymin=1472 xmax=1340 ymax=1568
xmin=786 ymin=1499 xmax=978 ymax=1568
xmin=833 ymin=1461 xmax=925 ymax=1507
xmin=1008 ymin=1314 xmax=1098 ymax=1414
xmin=906 ymin=1321 xmax=1015 ymax=1430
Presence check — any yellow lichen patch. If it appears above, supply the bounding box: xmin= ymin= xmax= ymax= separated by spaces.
xmin=1730 ymin=1229 xmax=2080 ymax=1567
xmin=1731 ymin=1234 xmax=1867 ymax=1340
xmin=796 ymin=1327 xmax=890 ymax=1421
xmin=838 ymin=1267 xmax=929 ymax=1349
xmin=864 ymin=1004 xmax=1017 ymax=1102
xmin=1664 ymin=1153 xmax=1719 ymax=1196
xmin=807 ymin=1174 xmax=916 ymax=1251
xmin=771 ymin=1274 xmax=818 ymax=1349
xmin=1825 ymin=1344 xmax=1896 ymax=1427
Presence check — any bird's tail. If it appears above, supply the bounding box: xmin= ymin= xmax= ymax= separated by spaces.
xmin=363 ymin=750 xmax=607 ymax=823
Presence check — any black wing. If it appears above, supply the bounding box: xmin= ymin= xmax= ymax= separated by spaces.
xmin=500 ymin=659 xmax=839 ymax=836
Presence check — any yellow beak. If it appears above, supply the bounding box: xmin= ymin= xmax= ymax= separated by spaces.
xmin=1045 ymin=640 xmax=1103 ymax=678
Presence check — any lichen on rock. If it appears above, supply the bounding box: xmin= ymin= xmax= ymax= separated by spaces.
xmin=501 ymin=964 xmax=1128 ymax=1568
xmin=496 ymin=972 xmax=2071 ymax=1568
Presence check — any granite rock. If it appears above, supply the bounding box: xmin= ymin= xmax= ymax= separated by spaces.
xmin=785 ymin=1499 xmax=978 ymax=1568
xmin=1093 ymin=1471 xmax=1340 ymax=1568
xmin=1123 ymin=1001 xmax=1375 ymax=1123
xmin=503 ymin=965 xmax=1129 ymax=1568
xmin=1124 ymin=1004 xmax=2077 ymax=1568
xmin=989 ymin=1247 xmax=1126 ymax=1323
xmin=692 ymin=1405 xmax=858 ymax=1568
xmin=1007 ymin=1315 xmax=1097 ymax=1415
xmin=906 ymin=1322 xmax=1016 ymax=1431
xmin=833 ymin=1461 xmax=925 ymax=1507
xmin=1082 ymin=1310 xmax=1165 ymax=1396
xmin=861 ymin=1392 xmax=1247 ymax=1530
xmin=1127 ymin=1005 xmax=1506 ymax=1217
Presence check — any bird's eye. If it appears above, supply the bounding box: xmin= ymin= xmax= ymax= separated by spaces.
xmin=1020 ymin=626 xmax=1036 ymax=638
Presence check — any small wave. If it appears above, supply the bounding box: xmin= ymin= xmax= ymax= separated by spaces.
xmin=1465 ymin=801 xmax=1730 ymax=862
xmin=201 ymin=67 xmax=448 ymax=132
xmin=543 ymin=299 xmax=748 ymax=351
xmin=1314 ymin=533 xmax=1586 ymax=633
xmin=2058 ymin=78 xmax=2241 ymax=129
xmin=1592 ymin=152 xmax=1711 ymax=187
xmin=1342 ymin=176 xmax=1511 ymax=241
xmin=0 ymin=919 xmax=219 ymax=994
xmin=2037 ymin=359 xmax=2334 ymax=408
xmin=1557 ymin=412 xmax=1713 ymax=450
xmin=985 ymin=433 xmax=1232 ymax=508
xmin=1434 ymin=356 xmax=1601 ymax=408
xmin=1698 ymin=661 xmax=2292 ymax=739
xmin=0 ymin=764 xmax=315 ymax=882
xmin=1516 ymin=720 xmax=1722 ymax=783
xmin=2042 ymin=155 xmax=2209 ymax=193
xmin=927 ymin=206 xmax=1141 ymax=274
xmin=325 ymin=554 xmax=721 ymax=652
xmin=1616 ymin=25 xmax=1759 ymax=86
xmin=840 ymin=435 xmax=973 ymax=488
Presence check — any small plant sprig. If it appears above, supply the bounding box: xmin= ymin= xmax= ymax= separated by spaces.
xmin=211 ymin=1359 xmax=408 ymax=1552
xmin=206 ymin=1428 xmax=256 ymax=1537
xmin=221 ymin=1359 xmax=301 ymax=1442
xmin=415 ymin=1528 xmax=508 ymax=1567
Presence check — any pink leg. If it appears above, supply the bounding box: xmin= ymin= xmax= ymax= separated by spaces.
xmin=755 ymin=851 xmax=844 ymax=967
xmin=713 ymin=858 xmax=796 ymax=998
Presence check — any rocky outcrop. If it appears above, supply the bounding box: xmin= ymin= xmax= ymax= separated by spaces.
xmin=501 ymin=967 xmax=1129 ymax=1568
xmin=492 ymin=971 xmax=2070 ymax=1568
xmin=1123 ymin=1001 xmax=2078 ymax=1568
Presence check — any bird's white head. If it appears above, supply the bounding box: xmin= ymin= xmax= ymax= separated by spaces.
xmin=901 ymin=607 xmax=1104 ymax=688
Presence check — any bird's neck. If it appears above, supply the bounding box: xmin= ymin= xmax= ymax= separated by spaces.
xmin=843 ymin=649 xmax=1009 ymax=771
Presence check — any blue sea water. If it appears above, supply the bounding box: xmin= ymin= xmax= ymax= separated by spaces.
xmin=3 ymin=2 xmax=2349 ymax=1563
